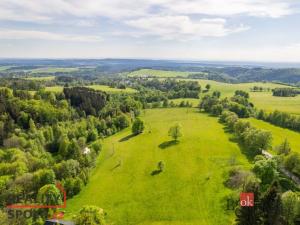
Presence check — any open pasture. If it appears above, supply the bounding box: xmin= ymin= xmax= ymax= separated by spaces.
xmin=66 ymin=108 xmax=250 ymax=225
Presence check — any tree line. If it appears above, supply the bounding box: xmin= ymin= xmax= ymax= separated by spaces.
xmin=272 ymin=88 xmax=300 ymax=97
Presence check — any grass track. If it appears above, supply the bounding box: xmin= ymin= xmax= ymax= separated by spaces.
xmin=66 ymin=108 xmax=250 ymax=225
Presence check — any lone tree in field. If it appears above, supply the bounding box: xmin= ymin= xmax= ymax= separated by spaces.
xmin=158 ymin=161 xmax=165 ymax=172
xmin=205 ymin=84 xmax=211 ymax=91
xmin=132 ymin=118 xmax=144 ymax=135
xmin=168 ymin=123 xmax=182 ymax=142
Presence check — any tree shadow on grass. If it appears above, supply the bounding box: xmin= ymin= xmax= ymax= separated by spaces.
xmin=158 ymin=140 xmax=178 ymax=149
xmin=119 ymin=133 xmax=136 ymax=142
xmin=151 ymin=170 xmax=162 ymax=176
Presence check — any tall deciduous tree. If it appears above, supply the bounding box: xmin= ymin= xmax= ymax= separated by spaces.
xmin=168 ymin=123 xmax=182 ymax=142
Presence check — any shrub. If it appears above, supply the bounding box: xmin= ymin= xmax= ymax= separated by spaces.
xmin=74 ymin=205 xmax=106 ymax=225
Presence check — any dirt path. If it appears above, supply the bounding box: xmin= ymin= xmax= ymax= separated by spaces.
xmin=262 ymin=150 xmax=300 ymax=186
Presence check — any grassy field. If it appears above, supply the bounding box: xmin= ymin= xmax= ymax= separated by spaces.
xmin=246 ymin=118 xmax=300 ymax=154
xmin=24 ymin=76 xmax=55 ymax=81
xmin=192 ymin=80 xmax=300 ymax=114
xmin=44 ymin=85 xmax=137 ymax=93
xmin=29 ymin=67 xmax=79 ymax=73
xmin=0 ymin=66 xmax=11 ymax=71
xmin=86 ymin=85 xmax=137 ymax=93
xmin=66 ymin=108 xmax=251 ymax=225
xmin=45 ymin=86 xmax=64 ymax=92
xmin=128 ymin=69 xmax=205 ymax=78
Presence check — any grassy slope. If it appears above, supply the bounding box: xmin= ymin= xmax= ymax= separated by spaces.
xmin=246 ymin=118 xmax=300 ymax=154
xmin=66 ymin=108 xmax=250 ymax=225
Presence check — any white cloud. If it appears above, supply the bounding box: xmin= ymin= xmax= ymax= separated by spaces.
xmin=0 ymin=29 xmax=102 ymax=42
xmin=125 ymin=16 xmax=249 ymax=40
xmin=0 ymin=0 xmax=296 ymax=41
xmin=159 ymin=0 xmax=295 ymax=18
xmin=0 ymin=0 xmax=296 ymax=22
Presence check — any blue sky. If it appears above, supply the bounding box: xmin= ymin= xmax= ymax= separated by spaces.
xmin=0 ymin=0 xmax=300 ymax=62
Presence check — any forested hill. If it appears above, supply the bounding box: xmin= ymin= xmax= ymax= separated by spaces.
xmin=1 ymin=59 xmax=300 ymax=84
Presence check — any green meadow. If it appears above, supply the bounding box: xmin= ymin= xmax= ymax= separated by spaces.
xmin=86 ymin=85 xmax=137 ymax=93
xmin=193 ymin=80 xmax=300 ymax=114
xmin=137 ymin=71 xmax=298 ymax=114
xmin=66 ymin=108 xmax=250 ymax=225
xmin=29 ymin=67 xmax=79 ymax=73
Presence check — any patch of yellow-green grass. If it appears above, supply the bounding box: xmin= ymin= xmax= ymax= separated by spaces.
xmin=0 ymin=66 xmax=11 ymax=71
xmin=250 ymin=92 xmax=300 ymax=115
xmin=65 ymin=108 xmax=250 ymax=225
xmin=128 ymin=69 xmax=205 ymax=78
xmin=45 ymin=86 xmax=64 ymax=93
xmin=87 ymin=85 xmax=137 ymax=93
xmin=24 ymin=76 xmax=55 ymax=81
xmin=246 ymin=118 xmax=300 ymax=154
xmin=194 ymin=80 xmax=288 ymax=98
xmin=29 ymin=67 xmax=79 ymax=74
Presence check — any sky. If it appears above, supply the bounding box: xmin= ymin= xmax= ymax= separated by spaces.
xmin=0 ymin=0 xmax=300 ymax=62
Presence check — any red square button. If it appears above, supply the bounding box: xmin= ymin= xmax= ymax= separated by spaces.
xmin=240 ymin=193 xmax=254 ymax=207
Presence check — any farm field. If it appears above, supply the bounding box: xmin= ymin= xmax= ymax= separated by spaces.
xmin=44 ymin=85 xmax=137 ymax=93
xmin=24 ymin=76 xmax=55 ymax=81
xmin=86 ymin=85 xmax=137 ymax=93
xmin=246 ymin=118 xmax=300 ymax=154
xmin=66 ymin=108 xmax=251 ymax=225
xmin=128 ymin=69 xmax=205 ymax=78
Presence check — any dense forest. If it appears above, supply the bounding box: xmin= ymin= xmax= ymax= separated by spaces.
xmin=0 ymin=85 xmax=144 ymax=224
